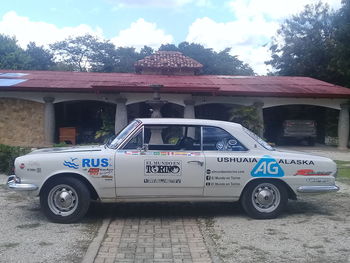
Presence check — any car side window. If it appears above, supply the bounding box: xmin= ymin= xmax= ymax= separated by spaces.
xmin=203 ymin=126 xmax=247 ymax=151
xmin=123 ymin=130 xmax=143 ymax=150
xmin=144 ymin=125 xmax=201 ymax=151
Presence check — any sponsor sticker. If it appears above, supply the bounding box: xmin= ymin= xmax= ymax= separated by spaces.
xmin=294 ymin=169 xmax=332 ymax=176
xmin=64 ymin=157 xmax=112 ymax=170
xmin=124 ymin=151 xmax=139 ymax=155
xmin=206 ymin=169 xmax=244 ymax=174
xmin=82 ymin=158 xmax=109 ymax=168
xmin=144 ymin=160 xmax=181 ymax=176
xmin=88 ymin=168 xmax=100 ymax=176
xmin=86 ymin=167 xmax=113 ymax=178
xmin=26 ymin=168 xmax=41 ymax=173
xmin=306 ymin=178 xmax=332 ymax=183
xmin=251 ymin=155 xmax=284 ymax=177
xmin=279 ymin=159 xmax=315 ymax=165
xmin=123 ymin=151 xmax=201 ymax=156
xmin=63 ymin=158 xmax=79 ymax=169
xmin=144 ymin=178 xmax=181 ymax=184
xmin=217 ymin=157 xmax=257 ymax=163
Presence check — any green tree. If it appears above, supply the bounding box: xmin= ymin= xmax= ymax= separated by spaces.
xmin=50 ymin=34 xmax=152 ymax=73
xmin=25 ymin=42 xmax=55 ymax=70
xmin=331 ymin=0 xmax=350 ymax=87
xmin=267 ymin=3 xmax=342 ymax=84
xmin=139 ymin=45 xmax=154 ymax=57
xmin=92 ymin=46 xmax=141 ymax=73
xmin=50 ymin=34 xmax=104 ymax=71
xmin=0 ymin=34 xmax=30 ymax=70
xmin=159 ymin=42 xmax=254 ymax=75
xmin=89 ymin=40 xmax=120 ymax=72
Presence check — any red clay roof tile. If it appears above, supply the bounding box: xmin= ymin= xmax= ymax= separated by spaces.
xmin=134 ymin=51 xmax=203 ymax=69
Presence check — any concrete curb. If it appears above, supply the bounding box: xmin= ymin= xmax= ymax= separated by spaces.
xmin=198 ymin=218 xmax=223 ymax=263
xmin=82 ymin=217 xmax=111 ymax=263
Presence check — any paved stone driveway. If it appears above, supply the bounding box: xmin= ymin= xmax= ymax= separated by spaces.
xmin=86 ymin=202 xmax=218 ymax=263
xmin=94 ymin=215 xmax=211 ymax=263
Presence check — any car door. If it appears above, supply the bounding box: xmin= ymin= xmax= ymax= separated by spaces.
xmin=203 ymin=126 xmax=253 ymax=197
xmin=115 ymin=124 xmax=205 ymax=197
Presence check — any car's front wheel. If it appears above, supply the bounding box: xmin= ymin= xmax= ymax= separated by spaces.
xmin=241 ymin=180 xmax=288 ymax=219
xmin=40 ymin=177 xmax=90 ymax=223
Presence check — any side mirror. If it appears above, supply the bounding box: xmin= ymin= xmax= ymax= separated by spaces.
xmin=140 ymin=144 xmax=149 ymax=153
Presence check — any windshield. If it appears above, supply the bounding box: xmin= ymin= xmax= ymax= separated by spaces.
xmin=243 ymin=127 xmax=274 ymax=151
xmin=107 ymin=120 xmax=141 ymax=148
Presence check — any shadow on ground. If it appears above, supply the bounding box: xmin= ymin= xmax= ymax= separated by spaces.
xmin=83 ymin=198 xmax=335 ymax=222
xmin=85 ymin=201 xmax=242 ymax=220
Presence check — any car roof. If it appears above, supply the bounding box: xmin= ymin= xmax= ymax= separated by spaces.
xmin=136 ymin=118 xmax=243 ymax=128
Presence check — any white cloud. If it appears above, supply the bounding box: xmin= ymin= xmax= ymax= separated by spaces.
xmin=186 ymin=0 xmax=342 ymax=75
xmin=0 ymin=11 xmax=103 ymax=48
xmin=186 ymin=17 xmax=278 ymax=75
xmin=108 ymin=0 xmax=211 ymax=8
xmin=111 ymin=18 xmax=173 ymax=50
xmin=0 ymin=12 xmax=173 ymax=59
xmin=228 ymin=0 xmax=342 ymax=20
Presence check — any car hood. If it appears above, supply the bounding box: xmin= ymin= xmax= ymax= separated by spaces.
xmin=28 ymin=145 xmax=104 ymax=155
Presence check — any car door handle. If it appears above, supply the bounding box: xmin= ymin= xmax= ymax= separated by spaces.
xmin=187 ymin=160 xmax=204 ymax=166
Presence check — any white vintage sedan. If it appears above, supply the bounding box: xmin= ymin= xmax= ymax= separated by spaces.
xmin=8 ymin=118 xmax=339 ymax=223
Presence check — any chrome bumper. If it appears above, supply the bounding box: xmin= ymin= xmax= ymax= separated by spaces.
xmin=7 ymin=175 xmax=38 ymax=191
xmin=297 ymin=185 xmax=340 ymax=193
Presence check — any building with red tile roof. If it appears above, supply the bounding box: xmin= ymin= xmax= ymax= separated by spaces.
xmin=0 ymin=51 xmax=349 ymax=149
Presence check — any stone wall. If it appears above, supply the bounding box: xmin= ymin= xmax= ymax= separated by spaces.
xmin=0 ymin=98 xmax=45 ymax=147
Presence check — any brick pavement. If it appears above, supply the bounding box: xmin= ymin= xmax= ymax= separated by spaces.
xmin=94 ymin=216 xmax=212 ymax=263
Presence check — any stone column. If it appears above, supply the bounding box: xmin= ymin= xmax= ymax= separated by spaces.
xmin=338 ymin=103 xmax=349 ymax=150
xmin=254 ymin=101 xmax=264 ymax=138
xmin=43 ymin=97 xmax=55 ymax=145
xmin=115 ymin=98 xmax=128 ymax=135
xmin=184 ymin=99 xmax=195 ymax=119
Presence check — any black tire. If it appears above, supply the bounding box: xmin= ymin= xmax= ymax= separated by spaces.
xmin=240 ymin=180 xmax=288 ymax=219
xmin=40 ymin=177 xmax=90 ymax=223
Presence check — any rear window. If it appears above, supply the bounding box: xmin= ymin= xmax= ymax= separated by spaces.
xmin=203 ymin=126 xmax=247 ymax=151
xmin=243 ymin=127 xmax=274 ymax=151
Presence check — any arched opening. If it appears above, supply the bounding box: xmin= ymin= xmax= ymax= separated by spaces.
xmin=127 ymin=102 xmax=183 ymax=121
xmin=263 ymin=105 xmax=339 ymax=145
xmin=55 ymin=101 xmax=116 ymax=144
xmin=195 ymin=103 xmax=262 ymax=135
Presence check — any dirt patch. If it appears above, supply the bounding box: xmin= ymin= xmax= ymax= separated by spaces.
xmin=0 ymin=174 xmax=101 ymax=263
xmin=201 ymin=181 xmax=350 ymax=263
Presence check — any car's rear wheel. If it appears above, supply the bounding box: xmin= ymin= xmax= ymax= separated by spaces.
xmin=241 ymin=180 xmax=287 ymax=219
xmin=40 ymin=177 xmax=90 ymax=223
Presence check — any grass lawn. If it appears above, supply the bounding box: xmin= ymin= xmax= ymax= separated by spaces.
xmin=335 ymin=160 xmax=350 ymax=184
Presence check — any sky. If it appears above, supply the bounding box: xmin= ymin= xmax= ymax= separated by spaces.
xmin=0 ymin=0 xmax=343 ymax=75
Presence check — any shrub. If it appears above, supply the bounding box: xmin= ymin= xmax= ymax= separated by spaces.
xmin=228 ymin=105 xmax=261 ymax=135
xmin=53 ymin=142 xmax=69 ymax=147
xmin=0 ymin=144 xmax=31 ymax=175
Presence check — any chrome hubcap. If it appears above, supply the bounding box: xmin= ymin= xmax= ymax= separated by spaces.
xmin=252 ymin=183 xmax=280 ymax=213
xmin=48 ymin=184 xmax=78 ymax=216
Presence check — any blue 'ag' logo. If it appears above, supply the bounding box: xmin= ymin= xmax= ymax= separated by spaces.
xmin=251 ymin=155 xmax=284 ymax=177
